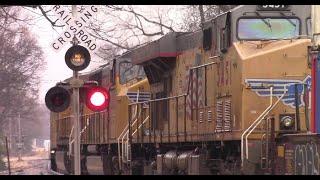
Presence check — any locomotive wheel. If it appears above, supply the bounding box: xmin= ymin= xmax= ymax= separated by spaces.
xmin=50 ymin=151 xmax=57 ymax=172
xmin=64 ymin=154 xmax=73 ymax=174
xmin=112 ymin=156 xmax=121 ymax=175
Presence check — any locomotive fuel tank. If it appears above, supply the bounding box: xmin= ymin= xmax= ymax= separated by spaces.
xmin=86 ymin=156 xmax=104 ymax=175
xmin=163 ymin=150 xmax=178 ymax=170
xmin=55 ymin=151 xmax=70 ymax=174
xmin=176 ymin=151 xmax=194 ymax=171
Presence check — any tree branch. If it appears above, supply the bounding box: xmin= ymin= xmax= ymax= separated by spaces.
xmin=37 ymin=5 xmax=64 ymax=27
xmin=87 ymin=28 xmax=131 ymax=50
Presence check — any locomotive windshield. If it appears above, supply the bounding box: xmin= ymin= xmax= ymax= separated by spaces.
xmin=237 ymin=18 xmax=300 ymax=40
xmin=119 ymin=62 xmax=146 ymax=84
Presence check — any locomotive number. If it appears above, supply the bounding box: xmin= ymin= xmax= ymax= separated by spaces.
xmin=262 ymin=5 xmax=285 ymax=8
xmin=258 ymin=5 xmax=289 ymax=10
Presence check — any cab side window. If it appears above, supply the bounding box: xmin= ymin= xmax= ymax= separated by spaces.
xmin=119 ymin=61 xmax=146 ymax=84
xmin=220 ymin=13 xmax=231 ymax=53
xmin=203 ymin=27 xmax=212 ymax=51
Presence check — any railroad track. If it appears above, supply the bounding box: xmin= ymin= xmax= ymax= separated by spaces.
xmin=2 ymin=154 xmax=64 ymax=175
xmin=9 ymin=157 xmax=51 ymax=175
xmin=48 ymin=170 xmax=63 ymax=175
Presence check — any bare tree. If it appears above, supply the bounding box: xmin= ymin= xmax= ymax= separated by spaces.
xmin=21 ymin=5 xmax=179 ymax=59
xmin=0 ymin=7 xmax=44 ymax=141
xmin=0 ymin=5 xmax=241 ymax=155
xmin=22 ymin=5 xmax=237 ymax=63
xmin=179 ymin=5 xmax=237 ymax=32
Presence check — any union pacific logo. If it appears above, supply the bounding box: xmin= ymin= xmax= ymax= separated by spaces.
xmin=245 ymin=76 xmax=311 ymax=108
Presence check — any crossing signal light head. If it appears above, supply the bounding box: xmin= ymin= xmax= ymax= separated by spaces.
xmin=45 ymin=86 xmax=70 ymax=112
xmin=65 ymin=45 xmax=91 ymax=71
xmin=86 ymin=86 xmax=109 ymax=112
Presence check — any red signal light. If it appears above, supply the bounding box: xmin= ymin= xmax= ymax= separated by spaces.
xmin=86 ymin=86 xmax=109 ymax=112
xmin=45 ymin=86 xmax=70 ymax=113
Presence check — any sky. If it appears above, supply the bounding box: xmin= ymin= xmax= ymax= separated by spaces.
xmin=26 ymin=6 xmax=110 ymax=104
xmin=24 ymin=5 xmax=185 ymax=104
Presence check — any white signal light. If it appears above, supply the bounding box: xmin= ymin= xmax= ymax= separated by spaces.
xmin=70 ymin=53 xmax=85 ymax=66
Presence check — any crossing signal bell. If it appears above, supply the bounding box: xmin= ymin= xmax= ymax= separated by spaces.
xmin=45 ymin=86 xmax=70 ymax=112
xmin=65 ymin=45 xmax=91 ymax=71
xmin=86 ymin=86 xmax=110 ymax=112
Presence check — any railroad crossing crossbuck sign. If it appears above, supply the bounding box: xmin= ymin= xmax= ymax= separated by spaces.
xmin=50 ymin=5 xmax=99 ymax=53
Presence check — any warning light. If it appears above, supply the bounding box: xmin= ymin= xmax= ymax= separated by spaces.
xmin=71 ymin=53 xmax=85 ymax=66
xmin=65 ymin=45 xmax=90 ymax=71
xmin=45 ymin=86 xmax=70 ymax=112
xmin=90 ymin=92 xmax=105 ymax=106
xmin=86 ymin=86 xmax=109 ymax=112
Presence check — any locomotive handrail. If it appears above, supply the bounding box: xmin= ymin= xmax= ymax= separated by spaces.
xmin=121 ymin=107 xmax=142 ymax=161
xmin=241 ymin=86 xmax=289 ymax=167
xmin=122 ymin=58 xmax=220 ymax=172
xmin=118 ymin=103 xmax=142 ymax=145
xmin=241 ymin=86 xmax=273 ymax=167
xmin=245 ymin=90 xmax=287 ymax=160
xmin=124 ymin=115 xmax=150 ymax=163
xmin=133 ymin=90 xmax=140 ymax=121
xmin=131 ymin=115 xmax=150 ymax=137
xmin=68 ymin=125 xmax=74 ymax=156
xmin=260 ymin=133 xmax=267 ymax=169
xmin=68 ymin=111 xmax=106 ymax=155
xmin=128 ymin=94 xmax=187 ymax=105
xmin=117 ymin=102 xmax=143 ymax=171
xmin=189 ymin=61 xmax=218 ymax=70
xmin=128 ymin=59 xmax=219 ymax=106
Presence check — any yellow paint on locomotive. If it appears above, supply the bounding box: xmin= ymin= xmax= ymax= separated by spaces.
xmin=237 ymin=39 xmax=311 ymax=139
xmin=50 ymin=106 xmax=73 ymax=147
xmin=105 ymin=77 xmax=150 ymax=143
xmin=50 ymin=111 xmax=59 ymax=149
xmin=150 ymin=38 xmax=311 ymax=143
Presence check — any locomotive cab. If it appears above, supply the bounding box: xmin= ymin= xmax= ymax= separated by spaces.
xmin=78 ymin=54 xmax=150 ymax=175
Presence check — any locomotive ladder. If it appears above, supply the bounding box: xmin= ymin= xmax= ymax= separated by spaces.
xmin=117 ymin=90 xmax=150 ymax=173
xmin=241 ymin=86 xmax=287 ymax=168
xmin=117 ymin=110 xmax=149 ymax=172
xmin=117 ymin=91 xmax=140 ymax=171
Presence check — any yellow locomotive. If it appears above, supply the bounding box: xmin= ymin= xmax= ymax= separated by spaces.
xmin=50 ymin=5 xmax=317 ymax=175
xmin=125 ymin=5 xmax=315 ymax=175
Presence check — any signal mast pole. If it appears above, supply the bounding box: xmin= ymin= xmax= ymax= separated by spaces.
xmin=45 ymin=5 xmax=99 ymax=175
xmin=71 ymin=5 xmax=81 ymax=175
